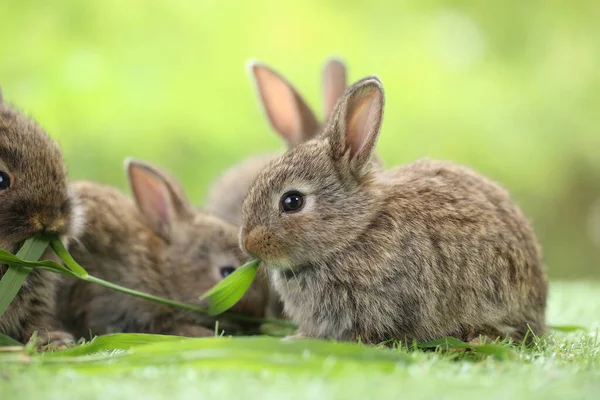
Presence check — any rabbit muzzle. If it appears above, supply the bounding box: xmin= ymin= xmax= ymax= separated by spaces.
xmin=241 ymin=225 xmax=288 ymax=265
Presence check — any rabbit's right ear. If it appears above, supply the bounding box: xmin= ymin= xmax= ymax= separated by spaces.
xmin=322 ymin=58 xmax=347 ymax=121
xmin=0 ymin=86 xmax=3 ymax=103
xmin=126 ymin=159 xmax=193 ymax=241
xmin=249 ymin=61 xmax=319 ymax=147
xmin=328 ymin=77 xmax=384 ymax=176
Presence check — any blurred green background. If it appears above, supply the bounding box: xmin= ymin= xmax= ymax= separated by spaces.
xmin=0 ymin=0 xmax=598 ymax=279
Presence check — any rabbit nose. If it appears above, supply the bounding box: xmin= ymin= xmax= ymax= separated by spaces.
xmin=243 ymin=226 xmax=266 ymax=257
xmin=31 ymin=213 xmax=66 ymax=236
xmin=43 ymin=220 xmax=66 ymax=235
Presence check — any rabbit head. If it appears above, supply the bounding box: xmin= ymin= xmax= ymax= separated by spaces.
xmin=0 ymin=101 xmax=82 ymax=252
xmin=240 ymin=77 xmax=384 ymax=269
xmin=126 ymin=159 xmax=268 ymax=321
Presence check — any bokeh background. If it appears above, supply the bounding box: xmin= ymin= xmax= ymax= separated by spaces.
xmin=1 ymin=1 xmax=598 ymax=279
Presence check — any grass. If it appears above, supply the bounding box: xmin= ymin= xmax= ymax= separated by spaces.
xmin=0 ymin=281 xmax=599 ymax=400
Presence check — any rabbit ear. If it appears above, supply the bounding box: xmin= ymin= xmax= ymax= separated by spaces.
xmin=126 ymin=158 xmax=193 ymax=240
xmin=0 ymin=87 xmax=3 ymax=103
xmin=322 ymin=58 xmax=347 ymax=121
xmin=328 ymin=76 xmax=384 ymax=174
xmin=249 ymin=61 xmax=320 ymax=147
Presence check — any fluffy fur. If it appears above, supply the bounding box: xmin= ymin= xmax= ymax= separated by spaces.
xmin=240 ymin=77 xmax=548 ymax=344
xmin=57 ymin=160 xmax=267 ymax=340
xmin=0 ymin=96 xmax=82 ymax=345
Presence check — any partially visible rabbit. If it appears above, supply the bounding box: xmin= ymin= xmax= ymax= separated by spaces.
xmin=0 ymin=89 xmax=83 ymax=346
xmin=205 ymin=58 xmax=351 ymax=226
xmin=240 ymin=76 xmax=548 ymax=344
xmin=57 ymin=159 xmax=268 ymax=339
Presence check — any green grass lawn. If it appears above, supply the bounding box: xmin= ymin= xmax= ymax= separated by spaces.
xmin=1 ymin=281 xmax=599 ymax=400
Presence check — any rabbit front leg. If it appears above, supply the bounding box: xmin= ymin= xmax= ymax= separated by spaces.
xmin=23 ymin=270 xmax=73 ymax=347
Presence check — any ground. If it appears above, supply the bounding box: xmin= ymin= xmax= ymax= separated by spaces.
xmin=1 ymin=281 xmax=598 ymax=400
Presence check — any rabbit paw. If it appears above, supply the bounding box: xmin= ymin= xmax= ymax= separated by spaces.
xmin=32 ymin=330 xmax=74 ymax=350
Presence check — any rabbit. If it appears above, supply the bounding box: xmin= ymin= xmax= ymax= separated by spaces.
xmin=57 ymin=159 xmax=268 ymax=340
xmin=0 ymin=91 xmax=83 ymax=346
xmin=240 ymin=76 xmax=548 ymax=344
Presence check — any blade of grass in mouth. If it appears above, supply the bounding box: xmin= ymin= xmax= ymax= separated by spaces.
xmin=0 ymin=236 xmax=50 ymax=317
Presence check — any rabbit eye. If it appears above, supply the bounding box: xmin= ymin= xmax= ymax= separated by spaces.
xmin=219 ymin=266 xmax=236 ymax=278
xmin=0 ymin=171 xmax=11 ymax=191
xmin=280 ymin=191 xmax=305 ymax=213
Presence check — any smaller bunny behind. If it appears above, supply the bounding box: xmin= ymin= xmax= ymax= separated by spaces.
xmin=0 ymin=91 xmax=83 ymax=346
xmin=57 ymin=160 xmax=267 ymax=339
xmin=240 ymin=76 xmax=547 ymax=344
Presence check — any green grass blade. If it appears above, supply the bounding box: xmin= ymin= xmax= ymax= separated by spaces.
xmin=418 ymin=336 xmax=518 ymax=360
xmin=0 ymin=248 xmax=78 ymax=277
xmin=47 ymin=333 xmax=191 ymax=357
xmin=549 ymin=324 xmax=588 ymax=333
xmin=0 ymin=333 xmax=23 ymax=347
xmin=0 ymin=236 xmax=50 ymax=317
xmin=37 ymin=336 xmax=414 ymax=371
xmin=83 ymin=275 xmax=210 ymax=314
xmin=50 ymin=238 xmax=88 ymax=276
xmin=200 ymin=258 xmax=260 ymax=316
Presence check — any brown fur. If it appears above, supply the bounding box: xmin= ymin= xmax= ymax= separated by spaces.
xmin=56 ymin=160 xmax=267 ymax=340
xmin=0 ymin=98 xmax=83 ymax=345
xmin=240 ymin=77 xmax=548 ymax=344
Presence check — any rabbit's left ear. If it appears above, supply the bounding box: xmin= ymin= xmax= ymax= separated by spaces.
xmin=126 ymin=158 xmax=193 ymax=241
xmin=327 ymin=76 xmax=384 ymax=175
xmin=0 ymin=87 xmax=3 ymax=103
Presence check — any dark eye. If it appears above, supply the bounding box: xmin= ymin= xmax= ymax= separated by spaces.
xmin=0 ymin=171 xmax=11 ymax=191
xmin=219 ymin=266 xmax=236 ymax=278
xmin=280 ymin=190 xmax=305 ymax=213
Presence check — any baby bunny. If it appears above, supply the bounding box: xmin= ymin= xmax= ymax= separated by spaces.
xmin=0 ymin=91 xmax=82 ymax=345
xmin=240 ymin=76 xmax=548 ymax=344
xmin=57 ymin=159 xmax=267 ymax=339
xmin=205 ymin=58 xmax=349 ymax=226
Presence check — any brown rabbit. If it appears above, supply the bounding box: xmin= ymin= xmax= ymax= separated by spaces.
xmin=0 ymin=91 xmax=83 ymax=345
xmin=205 ymin=58 xmax=350 ymax=227
xmin=57 ymin=159 xmax=268 ymax=340
xmin=240 ymin=76 xmax=548 ymax=344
